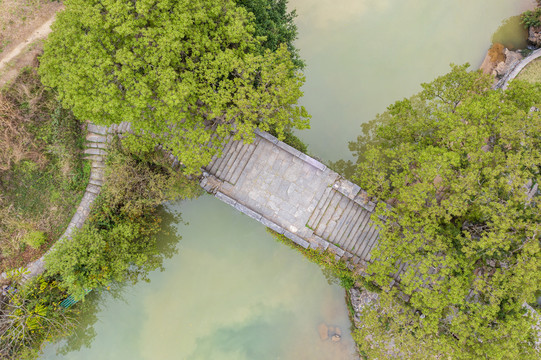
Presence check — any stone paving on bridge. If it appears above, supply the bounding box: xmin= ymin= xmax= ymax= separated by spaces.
xmin=201 ymin=130 xmax=386 ymax=273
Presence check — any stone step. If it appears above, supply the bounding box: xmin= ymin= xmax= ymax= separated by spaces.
xmin=362 ymin=227 xmax=380 ymax=261
xmin=86 ymin=184 xmax=102 ymax=195
xmin=91 ymin=161 xmax=106 ymax=168
xmin=221 ymin=141 xmax=250 ymax=183
xmin=331 ymin=200 xmax=358 ymax=247
xmin=87 ymin=123 xmax=108 ymax=135
xmin=354 ymin=221 xmax=378 ymax=258
xmin=208 ymin=136 xmax=234 ymax=175
xmin=84 ymin=148 xmax=108 ymax=156
xmin=90 ymin=169 xmax=105 ymax=181
xmin=321 ymin=195 xmax=349 ymax=240
xmin=86 ymin=133 xmax=107 ymax=143
xmin=215 ymin=140 xmax=239 ymax=180
xmin=315 ymin=190 xmax=342 ymax=238
xmin=344 ymin=210 xmax=372 ymax=253
xmin=229 ymin=139 xmax=259 ymax=185
xmin=83 ymin=154 xmax=105 ymax=162
xmin=337 ymin=205 xmax=363 ymax=250
xmin=89 ymin=178 xmax=104 ymax=186
xmin=86 ymin=142 xmax=108 ymax=149
xmin=307 ymin=186 xmax=333 ymax=230
xmin=216 ymin=140 xmax=242 ymax=181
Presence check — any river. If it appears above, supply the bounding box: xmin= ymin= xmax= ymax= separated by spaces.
xmin=40 ymin=1 xmax=535 ymax=359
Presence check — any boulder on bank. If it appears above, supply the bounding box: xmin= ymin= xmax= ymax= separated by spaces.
xmin=479 ymin=43 xmax=522 ymax=79
xmin=529 ymin=25 xmax=541 ymax=47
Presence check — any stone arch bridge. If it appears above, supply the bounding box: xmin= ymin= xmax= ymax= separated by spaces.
xmin=199 ymin=130 xmax=401 ymax=281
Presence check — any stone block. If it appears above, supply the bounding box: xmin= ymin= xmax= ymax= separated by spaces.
xmin=215 ymin=191 xmax=238 ymax=207
xmin=327 ymin=243 xmax=345 ymax=257
xmin=234 ymin=202 xmax=262 ymax=222
xmin=254 ymin=129 xmax=278 ymax=144
xmin=87 ymin=123 xmax=108 ymax=135
xmin=260 ymin=217 xmax=285 ymax=234
xmin=275 ymin=141 xmax=302 ymax=158
xmin=283 ymin=230 xmax=309 ymax=248
xmin=299 ymin=153 xmax=327 ymax=171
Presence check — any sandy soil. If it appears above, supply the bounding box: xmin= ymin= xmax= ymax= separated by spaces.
xmin=0 ymin=0 xmax=63 ymax=87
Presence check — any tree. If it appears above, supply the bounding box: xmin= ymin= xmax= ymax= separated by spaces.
xmin=350 ymin=64 xmax=541 ymax=359
xmin=0 ymin=275 xmax=77 ymax=360
xmin=234 ymin=0 xmax=304 ymax=69
xmin=45 ymin=144 xmax=202 ymax=299
xmin=39 ymin=0 xmax=309 ymax=174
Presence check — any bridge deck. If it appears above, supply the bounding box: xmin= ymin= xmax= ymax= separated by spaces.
xmin=201 ymin=130 xmax=382 ymax=271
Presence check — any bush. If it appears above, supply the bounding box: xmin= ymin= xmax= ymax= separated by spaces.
xmin=22 ymin=230 xmax=46 ymax=249
xmin=0 ymin=275 xmax=78 ymax=360
xmin=266 ymin=229 xmax=374 ymax=291
xmin=45 ymin=143 xmax=202 ymax=299
xmin=521 ymin=8 xmax=541 ymax=28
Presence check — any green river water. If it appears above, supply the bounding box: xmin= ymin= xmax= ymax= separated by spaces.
xmin=40 ymin=1 xmax=535 ymax=359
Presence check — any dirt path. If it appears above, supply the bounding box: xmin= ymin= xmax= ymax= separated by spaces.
xmin=0 ymin=1 xmax=63 ymax=87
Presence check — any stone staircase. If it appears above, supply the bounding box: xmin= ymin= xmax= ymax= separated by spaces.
xmin=205 ymin=136 xmax=261 ymax=185
xmin=307 ymin=189 xmax=379 ymax=261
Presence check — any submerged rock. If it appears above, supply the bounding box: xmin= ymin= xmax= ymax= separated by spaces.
xmin=318 ymin=323 xmax=329 ymax=341
xmin=332 ymin=334 xmax=341 ymax=342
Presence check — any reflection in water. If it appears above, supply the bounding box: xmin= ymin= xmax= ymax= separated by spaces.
xmin=290 ymin=0 xmax=535 ymax=160
xmin=40 ymin=197 xmax=356 ymax=359
xmin=491 ymin=15 xmax=529 ymax=50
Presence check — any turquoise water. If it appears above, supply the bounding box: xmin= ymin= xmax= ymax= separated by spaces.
xmin=40 ymin=0 xmax=535 ymax=359
xmin=40 ymin=197 xmax=356 ymax=359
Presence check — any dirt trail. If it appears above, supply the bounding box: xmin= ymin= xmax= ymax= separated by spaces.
xmin=0 ymin=1 xmax=63 ymax=87
xmin=0 ymin=14 xmax=56 ymax=71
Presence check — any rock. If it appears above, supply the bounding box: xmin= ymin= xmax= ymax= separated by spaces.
xmin=480 ymin=43 xmax=505 ymax=75
xmin=331 ymin=334 xmax=341 ymax=342
xmin=318 ymin=323 xmax=329 ymax=341
xmin=479 ymin=43 xmax=523 ymax=80
xmin=335 ymin=327 xmax=342 ymax=336
xmin=493 ymin=61 xmax=508 ymax=76
xmin=528 ymin=25 xmax=541 ymax=47
xmin=349 ymin=287 xmax=380 ymax=324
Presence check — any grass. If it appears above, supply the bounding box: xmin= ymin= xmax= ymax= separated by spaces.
xmin=0 ymin=66 xmax=88 ymax=272
xmin=516 ymin=58 xmax=541 ymax=83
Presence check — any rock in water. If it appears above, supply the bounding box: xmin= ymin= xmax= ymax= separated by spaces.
xmin=332 ymin=334 xmax=341 ymax=342
xmin=335 ymin=327 xmax=342 ymax=336
xmin=318 ymin=323 xmax=329 ymax=341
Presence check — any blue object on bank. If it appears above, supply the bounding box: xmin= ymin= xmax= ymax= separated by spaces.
xmin=60 ymin=289 xmax=92 ymax=309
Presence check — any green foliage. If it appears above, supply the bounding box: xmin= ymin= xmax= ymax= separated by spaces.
xmin=23 ymin=231 xmax=46 ymax=250
xmin=268 ymin=127 xmax=308 ymax=153
xmin=348 ymin=64 xmax=541 ymax=358
xmin=0 ymin=275 xmax=78 ymax=360
xmin=39 ymin=0 xmax=310 ymax=175
xmin=267 ymin=229 xmax=366 ymax=290
xmin=235 ymin=0 xmax=304 ymax=69
xmin=521 ymin=8 xmax=541 ymax=28
xmin=0 ymin=67 xmax=87 ymax=271
xmin=45 ymin=143 xmax=202 ymax=299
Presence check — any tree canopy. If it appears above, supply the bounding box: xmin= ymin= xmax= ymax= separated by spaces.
xmin=235 ymin=0 xmax=303 ymax=69
xmin=39 ymin=0 xmax=309 ymax=174
xmin=350 ymin=65 xmax=541 ymax=359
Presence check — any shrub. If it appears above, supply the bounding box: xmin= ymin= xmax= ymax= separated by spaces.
xmin=22 ymin=230 xmax=46 ymax=249
xmin=0 ymin=275 xmax=77 ymax=360
xmin=45 ymin=143 xmax=202 ymax=299
xmin=521 ymin=9 xmax=541 ymax=28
